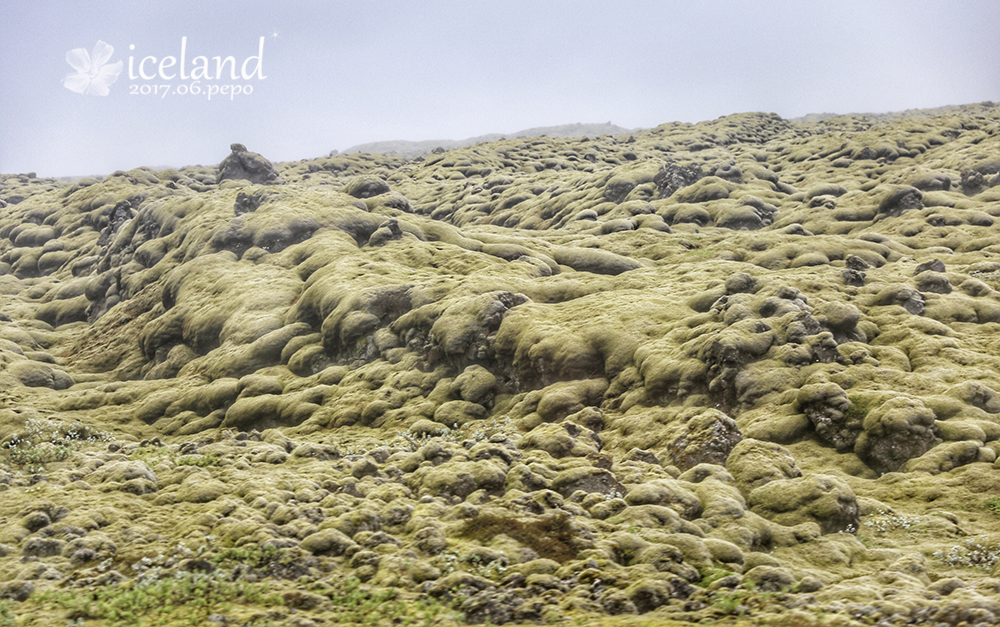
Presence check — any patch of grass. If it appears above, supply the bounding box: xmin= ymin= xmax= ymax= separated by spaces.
xmin=126 ymin=444 xmax=172 ymax=464
xmin=709 ymin=581 xmax=784 ymax=617
xmin=845 ymin=393 xmax=878 ymax=421
xmin=176 ymin=454 xmax=220 ymax=467
xmin=211 ymin=544 xmax=286 ymax=569
xmin=0 ymin=600 xmax=15 ymax=627
xmin=39 ymin=570 xmax=283 ymax=627
xmin=319 ymin=577 xmax=462 ymax=627
xmin=2 ymin=441 xmax=71 ymax=469
xmin=4 ymin=417 xmax=115 ymax=448
xmin=1 ymin=417 xmax=115 ymax=472
xmin=699 ymin=567 xmax=734 ymax=588
xmin=983 ymin=496 xmax=1000 ymax=516
xmin=711 ymin=587 xmax=749 ymax=616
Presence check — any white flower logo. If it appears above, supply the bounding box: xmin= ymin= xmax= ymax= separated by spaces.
xmin=64 ymin=40 xmax=123 ymax=96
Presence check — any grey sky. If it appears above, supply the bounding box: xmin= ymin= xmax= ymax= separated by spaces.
xmin=1 ymin=0 xmax=998 ymax=177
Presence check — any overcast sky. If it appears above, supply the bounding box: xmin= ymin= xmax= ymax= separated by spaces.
xmin=1 ymin=0 xmax=998 ymax=177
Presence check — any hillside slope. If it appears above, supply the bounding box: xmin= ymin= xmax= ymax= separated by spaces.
xmin=2 ymin=103 xmax=1000 ymax=626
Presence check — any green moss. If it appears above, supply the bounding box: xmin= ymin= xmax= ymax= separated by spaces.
xmin=176 ymin=454 xmax=220 ymax=467
xmin=0 ymin=600 xmax=14 ymax=627
xmin=845 ymin=393 xmax=878 ymax=421
xmin=551 ymin=246 xmax=642 ymax=275
xmin=711 ymin=587 xmax=750 ymax=616
xmin=1 ymin=417 xmax=114 ymax=471
xmin=318 ymin=577 xmax=462 ymax=626
xmin=37 ymin=571 xmax=283 ymax=627
xmin=1 ymin=441 xmax=70 ymax=469
xmin=211 ymin=544 xmax=284 ymax=569
xmin=9 ymin=104 xmax=1000 ymax=626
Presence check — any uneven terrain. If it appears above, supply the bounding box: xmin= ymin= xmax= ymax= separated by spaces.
xmin=2 ymin=103 xmax=1000 ymax=626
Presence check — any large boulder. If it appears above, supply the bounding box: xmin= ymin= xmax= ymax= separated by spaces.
xmin=90 ymin=460 xmax=158 ymax=495
xmin=552 ymin=467 xmax=626 ymax=498
xmin=854 ymin=397 xmax=939 ymax=474
xmin=726 ymin=438 xmax=801 ymax=494
xmin=747 ymin=474 xmax=860 ymax=534
xmin=654 ymin=159 xmax=705 ymax=199
xmin=341 ymin=176 xmax=391 ymax=199
xmin=664 ymin=408 xmax=742 ymax=470
xmin=624 ymin=478 xmax=702 ymax=520
xmin=520 ymin=422 xmax=600 ymax=459
xmin=218 ymin=143 xmax=285 ymax=185
xmin=797 ymin=382 xmax=858 ymax=452
xmin=876 ymin=185 xmax=923 ymax=217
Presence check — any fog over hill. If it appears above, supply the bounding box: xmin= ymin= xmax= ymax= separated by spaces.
xmin=340 ymin=122 xmax=639 ymax=157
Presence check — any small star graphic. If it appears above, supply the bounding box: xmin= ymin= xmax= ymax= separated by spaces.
xmin=270 ymin=30 xmax=280 ymax=39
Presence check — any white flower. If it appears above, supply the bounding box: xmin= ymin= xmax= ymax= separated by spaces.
xmin=64 ymin=40 xmax=123 ymax=96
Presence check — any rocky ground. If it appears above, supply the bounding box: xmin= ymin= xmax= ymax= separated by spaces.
xmin=2 ymin=103 xmax=1000 ymax=626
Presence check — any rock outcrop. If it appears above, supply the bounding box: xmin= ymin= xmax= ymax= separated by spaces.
xmin=218 ymin=143 xmax=285 ymax=185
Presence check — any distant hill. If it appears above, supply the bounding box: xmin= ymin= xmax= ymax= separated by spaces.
xmin=791 ymin=101 xmax=998 ymax=124
xmin=340 ymin=122 xmax=639 ymax=157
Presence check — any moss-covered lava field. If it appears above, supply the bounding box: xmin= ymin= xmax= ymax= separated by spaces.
xmin=3 ymin=103 xmax=1000 ymax=626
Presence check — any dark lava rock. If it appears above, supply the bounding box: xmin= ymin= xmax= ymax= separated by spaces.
xmin=877 ymin=185 xmax=923 ymax=217
xmin=654 ymin=159 xmax=705 ymax=198
xmin=218 ymin=143 xmax=285 ymax=185
xmin=96 ymin=200 xmax=135 ymax=246
xmin=234 ymin=191 xmax=264 ymax=215
xmin=915 ymin=259 xmax=946 ymax=275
